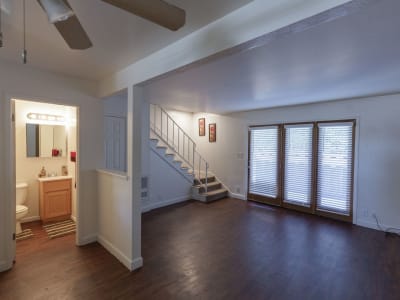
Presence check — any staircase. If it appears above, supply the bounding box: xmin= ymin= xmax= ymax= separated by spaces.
xmin=150 ymin=104 xmax=228 ymax=203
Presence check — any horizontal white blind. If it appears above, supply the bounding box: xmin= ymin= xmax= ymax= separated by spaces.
xmin=317 ymin=122 xmax=354 ymax=215
xmin=249 ymin=126 xmax=279 ymax=198
xmin=283 ymin=125 xmax=313 ymax=207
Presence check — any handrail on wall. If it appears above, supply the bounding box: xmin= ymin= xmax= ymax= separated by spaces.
xmin=150 ymin=104 xmax=209 ymax=193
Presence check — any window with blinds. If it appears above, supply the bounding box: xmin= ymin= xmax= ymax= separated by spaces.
xmin=317 ymin=122 xmax=354 ymax=216
xmin=249 ymin=126 xmax=279 ymax=199
xmin=283 ymin=124 xmax=313 ymax=207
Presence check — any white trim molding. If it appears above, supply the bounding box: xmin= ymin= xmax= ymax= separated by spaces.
xmin=77 ymin=234 xmax=97 ymax=246
xmin=97 ymin=169 xmax=129 ymax=180
xmin=229 ymin=192 xmax=246 ymax=201
xmin=356 ymin=219 xmax=400 ymax=233
xmin=142 ymin=195 xmax=190 ymax=213
xmin=97 ymin=234 xmax=139 ymax=271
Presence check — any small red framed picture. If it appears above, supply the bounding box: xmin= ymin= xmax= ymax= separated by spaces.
xmin=199 ymin=118 xmax=206 ymax=136
xmin=209 ymin=123 xmax=216 ymax=143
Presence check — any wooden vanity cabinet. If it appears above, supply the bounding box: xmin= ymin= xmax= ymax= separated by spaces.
xmin=39 ymin=178 xmax=72 ymax=223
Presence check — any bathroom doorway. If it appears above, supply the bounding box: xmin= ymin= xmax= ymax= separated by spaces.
xmin=11 ymin=99 xmax=80 ymax=261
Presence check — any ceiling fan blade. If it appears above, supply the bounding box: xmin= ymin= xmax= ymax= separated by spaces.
xmin=101 ymin=0 xmax=185 ymax=31
xmin=54 ymin=15 xmax=93 ymax=49
xmin=37 ymin=0 xmax=92 ymax=49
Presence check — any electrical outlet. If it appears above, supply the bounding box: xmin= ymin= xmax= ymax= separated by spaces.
xmin=362 ymin=208 xmax=369 ymax=217
xmin=235 ymin=186 xmax=241 ymax=193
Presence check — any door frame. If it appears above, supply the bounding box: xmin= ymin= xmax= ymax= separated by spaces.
xmin=5 ymin=95 xmax=81 ymax=269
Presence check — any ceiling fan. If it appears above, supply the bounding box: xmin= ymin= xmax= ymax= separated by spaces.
xmin=1 ymin=0 xmax=186 ymax=50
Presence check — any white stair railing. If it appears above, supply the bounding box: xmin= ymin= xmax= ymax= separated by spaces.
xmin=150 ymin=104 xmax=209 ymax=192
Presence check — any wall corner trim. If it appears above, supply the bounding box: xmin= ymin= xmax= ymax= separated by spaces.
xmin=78 ymin=234 xmax=97 ymax=246
xmin=229 ymin=192 xmax=246 ymax=201
xmin=131 ymin=257 xmax=144 ymax=271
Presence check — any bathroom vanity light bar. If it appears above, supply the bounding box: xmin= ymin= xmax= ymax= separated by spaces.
xmin=27 ymin=113 xmax=65 ymax=122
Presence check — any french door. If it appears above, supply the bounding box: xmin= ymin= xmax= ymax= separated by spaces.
xmin=248 ymin=120 xmax=355 ymax=222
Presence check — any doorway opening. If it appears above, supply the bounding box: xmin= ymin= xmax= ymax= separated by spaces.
xmin=12 ymin=99 xmax=79 ymax=262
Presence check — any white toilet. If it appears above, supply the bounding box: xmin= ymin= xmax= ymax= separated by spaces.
xmin=16 ymin=182 xmax=29 ymax=234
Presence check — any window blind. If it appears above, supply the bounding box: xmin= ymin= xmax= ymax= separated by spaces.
xmin=317 ymin=122 xmax=354 ymax=215
xmin=283 ymin=124 xmax=313 ymax=207
xmin=249 ymin=126 xmax=279 ymax=198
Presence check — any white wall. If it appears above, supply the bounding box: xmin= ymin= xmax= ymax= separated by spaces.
xmin=97 ymin=171 xmax=133 ymax=269
xmin=192 ymin=112 xmax=247 ymax=198
xmin=0 ymin=59 xmax=102 ymax=272
xmin=143 ymin=150 xmax=192 ymax=213
xmin=191 ymin=95 xmax=400 ymax=231
xmin=166 ymin=110 xmax=194 ymax=138
xmin=141 ymin=108 xmax=193 ymax=212
xmin=96 ymin=86 xmax=144 ymax=272
xmin=67 ymin=113 xmax=78 ymax=221
xmin=14 ymin=100 xmax=77 ymax=222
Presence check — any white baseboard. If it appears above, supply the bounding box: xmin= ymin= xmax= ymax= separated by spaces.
xmin=71 ymin=215 xmax=77 ymax=222
xmin=229 ymin=192 xmax=246 ymax=201
xmin=142 ymin=195 xmax=190 ymax=213
xmin=97 ymin=234 xmax=135 ymax=271
xmin=21 ymin=216 xmax=41 ymax=223
xmin=78 ymin=234 xmax=97 ymax=246
xmin=356 ymin=218 xmax=400 ymax=232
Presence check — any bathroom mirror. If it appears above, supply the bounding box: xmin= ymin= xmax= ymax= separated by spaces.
xmin=26 ymin=124 xmax=67 ymax=158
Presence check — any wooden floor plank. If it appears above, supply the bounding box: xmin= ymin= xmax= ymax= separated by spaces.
xmin=0 ymin=198 xmax=399 ymax=299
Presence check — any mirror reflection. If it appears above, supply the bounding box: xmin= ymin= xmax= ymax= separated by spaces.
xmin=26 ymin=124 xmax=67 ymax=158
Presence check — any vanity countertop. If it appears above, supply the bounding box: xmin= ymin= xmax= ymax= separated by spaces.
xmin=37 ymin=175 xmax=73 ymax=182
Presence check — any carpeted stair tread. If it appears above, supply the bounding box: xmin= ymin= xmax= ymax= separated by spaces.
xmin=203 ymin=188 xmax=228 ymax=196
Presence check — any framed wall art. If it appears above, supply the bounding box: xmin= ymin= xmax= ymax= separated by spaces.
xmin=209 ymin=123 xmax=216 ymax=143
xmin=199 ymin=118 xmax=206 ymax=136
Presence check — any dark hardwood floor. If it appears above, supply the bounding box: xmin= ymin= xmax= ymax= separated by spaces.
xmin=0 ymin=198 xmax=399 ymax=299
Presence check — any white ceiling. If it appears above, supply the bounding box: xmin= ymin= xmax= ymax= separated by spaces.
xmin=143 ymin=0 xmax=400 ymax=114
xmin=0 ymin=0 xmax=252 ymax=80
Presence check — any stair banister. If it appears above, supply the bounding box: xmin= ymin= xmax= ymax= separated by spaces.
xmin=150 ymin=104 xmax=210 ymax=192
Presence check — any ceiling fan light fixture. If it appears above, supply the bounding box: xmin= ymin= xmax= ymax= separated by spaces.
xmin=39 ymin=0 xmax=74 ymax=23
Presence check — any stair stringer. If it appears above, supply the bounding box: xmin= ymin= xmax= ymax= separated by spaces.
xmin=149 ymin=141 xmax=194 ymax=184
